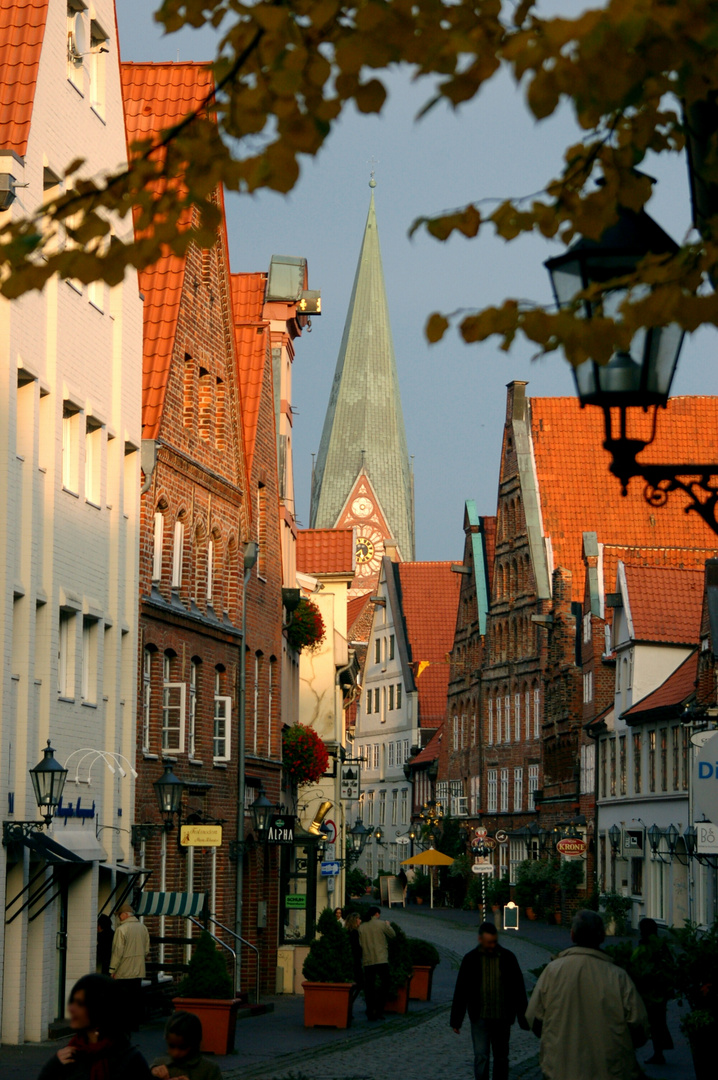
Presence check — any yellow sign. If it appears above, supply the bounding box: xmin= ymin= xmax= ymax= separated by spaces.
xmin=180 ymin=825 xmax=223 ymax=847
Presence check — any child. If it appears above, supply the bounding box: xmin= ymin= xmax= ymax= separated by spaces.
xmin=151 ymin=1011 xmax=222 ymax=1080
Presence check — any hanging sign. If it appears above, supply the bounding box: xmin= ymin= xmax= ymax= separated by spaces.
xmin=556 ymin=838 xmax=587 ymax=856
xmin=267 ymin=816 xmax=295 ymax=845
xmin=340 ymin=763 xmax=361 ymax=801
xmin=696 ymin=822 xmax=718 ymax=853
xmin=180 ymin=825 xmax=222 ymax=847
xmin=694 ymin=731 xmax=718 ymax=824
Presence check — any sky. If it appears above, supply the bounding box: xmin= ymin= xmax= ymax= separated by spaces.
xmin=117 ymin=4 xmax=718 ymax=561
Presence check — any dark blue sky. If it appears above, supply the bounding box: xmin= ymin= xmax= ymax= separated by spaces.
xmin=117 ymin=4 xmax=718 ymax=559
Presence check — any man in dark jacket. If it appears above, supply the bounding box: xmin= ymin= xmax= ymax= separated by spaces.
xmin=451 ymin=922 xmax=529 ymax=1080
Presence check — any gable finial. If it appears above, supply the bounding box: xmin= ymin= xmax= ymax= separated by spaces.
xmin=368 ymin=156 xmax=378 ymax=188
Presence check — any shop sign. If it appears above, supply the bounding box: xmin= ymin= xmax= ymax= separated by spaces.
xmin=696 ymin=821 xmax=718 ymax=854
xmin=340 ymin=763 xmax=361 ymax=800
xmin=267 ymin=815 xmax=295 ymax=845
xmin=285 ymin=894 xmax=307 ymax=909
xmin=694 ymin=732 xmax=718 ymax=824
xmin=180 ymin=825 xmax=222 ymax=847
xmin=556 ymin=838 xmax=587 ymax=856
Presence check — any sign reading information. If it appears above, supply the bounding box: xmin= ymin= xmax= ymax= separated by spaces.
xmin=180 ymin=825 xmax=222 ymax=847
xmin=267 ymin=816 xmax=295 ymax=845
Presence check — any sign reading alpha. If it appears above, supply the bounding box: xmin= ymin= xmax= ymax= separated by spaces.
xmin=267 ymin=815 xmax=295 ymax=845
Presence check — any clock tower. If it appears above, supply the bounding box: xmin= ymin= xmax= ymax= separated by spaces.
xmin=310 ymin=180 xmax=415 ymax=594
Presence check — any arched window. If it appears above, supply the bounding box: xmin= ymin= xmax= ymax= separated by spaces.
xmin=188 ymin=656 xmax=201 ymax=758
xmin=172 ymin=512 xmax=187 ymax=590
xmin=142 ymin=645 xmax=156 ymax=751
xmin=152 ymin=500 xmax=168 ymax=582
xmin=198 ymin=366 xmax=213 ymax=442
xmin=162 ymin=650 xmax=184 ymax=753
xmin=214 ymin=665 xmax=231 ymax=762
xmin=209 ymin=529 xmax=223 ymax=611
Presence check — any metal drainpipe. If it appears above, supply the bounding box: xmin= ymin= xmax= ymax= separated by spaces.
xmin=234 ymin=558 xmax=254 ymax=995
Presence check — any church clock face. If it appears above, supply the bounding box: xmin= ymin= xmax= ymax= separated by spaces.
xmin=351 ymin=496 xmax=374 ymax=519
xmin=355 ymin=526 xmax=383 ymax=578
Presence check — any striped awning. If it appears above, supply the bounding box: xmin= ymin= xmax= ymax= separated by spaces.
xmin=136 ymin=892 xmax=205 ymax=917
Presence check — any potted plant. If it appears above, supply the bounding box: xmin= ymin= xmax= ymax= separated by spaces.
xmin=286 ymin=597 xmax=326 ymax=651
xmin=384 ymin=922 xmax=413 ymax=1014
xmin=600 ymin=891 xmax=632 ymax=936
xmin=302 ymin=908 xmax=355 ymax=1029
xmin=411 ymin=869 xmax=431 ymax=905
xmin=515 ymin=859 xmax=558 ymax=921
xmin=173 ymin=931 xmax=240 ymax=1054
xmin=346 ymin=867 xmax=370 ymax=898
xmin=282 ymin=723 xmax=329 ymax=787
xmin=407 ymin=938 xmax=440 ymax=1001
xmin=671 ymin=921 xmax=718 ymax=1080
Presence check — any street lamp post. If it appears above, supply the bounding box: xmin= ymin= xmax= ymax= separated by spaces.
xmin=235 ymin=540 xmax=258 ymax=995
xmin=29 ymin=741 xmax=68 ymax=826
xmin=545 ymin=194 xmax=718 ymax=535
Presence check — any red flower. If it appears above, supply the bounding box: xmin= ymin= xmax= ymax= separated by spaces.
xmin=282 ymin=723 xmax=329 ymax=785
xmin=286 ymin=598 xmax=326 ymax=651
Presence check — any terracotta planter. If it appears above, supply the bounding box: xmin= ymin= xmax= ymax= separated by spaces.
xmin=302 ymin=982 xmax=353 ymax=1029
xmin=172 ymin=997 xmax=240 ymax=1055
xmin=385 ymin=980 xmax=411 ymax=1014
xmin=526 ymin=907 xmax=537 ymax=921
xmin=416 ymin=897 xmax=424 ymax=905
xmin=409 ymin=965 xmax=434 ymax=1001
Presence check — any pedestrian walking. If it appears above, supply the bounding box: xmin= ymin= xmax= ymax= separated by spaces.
xmin=344 ymin=911 xmax=364 ymax=1019
xmin=96 ymin=914 xmax=114 ymax=976
xmin=450 ymin=921 xmax=529 ymax=1080
xmin=150 ymin=1011 xmax=221 ymax=1080
xmin=525 ymin=909 xmax=649 ymax=1080
xmin=37 ymin=973 xmax=152 ymax=1080
xmin=357 ymin=905 xmax=395 ymax=1020
xmin=109 ymin=902 xmax=150 ymax=1032
xmin=631 ymin=917 xmax=674 ymax=1066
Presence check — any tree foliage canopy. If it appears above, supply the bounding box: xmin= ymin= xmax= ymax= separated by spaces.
xmin=5 ymin=0 xmax=718 ymax=368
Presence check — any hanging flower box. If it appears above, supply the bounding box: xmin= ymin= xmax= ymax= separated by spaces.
xmin=282 ymin=723 xmax=329 ymax=786
xmin=286 ymin=597 xmax=325 ymax=651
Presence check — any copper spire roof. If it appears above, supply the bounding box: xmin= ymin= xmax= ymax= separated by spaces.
xmin=310 ymin=184 xmax=414 ymax=559
xmin=0 ymin=0 xmax=48 ymax=156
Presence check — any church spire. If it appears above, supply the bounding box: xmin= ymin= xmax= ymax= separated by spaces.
xmin=310 ymin=182 xmax=415 ymax=561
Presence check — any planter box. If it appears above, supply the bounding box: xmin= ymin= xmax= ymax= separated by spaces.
xmin=384 ymin=980 xmax=411 ymax=1014
xmin=409 ymin=965 xmax=433 ymax=1002
xmin=302 ymin=982 xmax=353 ymax=1029
xmin=172 ymin=997 xmax=240 ymax=1055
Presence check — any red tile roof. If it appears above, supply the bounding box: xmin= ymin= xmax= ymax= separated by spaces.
xmin=398 ymin=562 xmax=461 ymax=727
xmin=0 ymin=1 xmax=48 ymax=155
xmin=624 ymin=650 xmax=698 ymax=718
xmin=297 ymin=529 xmax=355 ymax=575
xmin=409 ymin=725 xmax=443 ymax=766
xmin=348 ymin=594 xmax=372 ymax=641
xmin=121 ymin=63 xmax=214 ymax=439
xmin=231 ymin=274 xmax=269 ymax=476
xmin=530 ymin=396 xmax=718 ymax=602
xmin=623 ymin=564 xmax=704 ymax=644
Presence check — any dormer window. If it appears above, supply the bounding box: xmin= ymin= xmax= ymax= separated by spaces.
xmin=89 ymin=20 xmax=109 ymax=117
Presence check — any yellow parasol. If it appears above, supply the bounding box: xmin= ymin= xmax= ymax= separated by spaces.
xmin=401 ymin=848 xmax=454 ymax=908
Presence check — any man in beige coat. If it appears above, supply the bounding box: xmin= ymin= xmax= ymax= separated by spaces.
xmin=525 ymin=910 xmax=648 ymax=1080
xmin=357 ymin=906 xmax=396 ymax=1020
xmin=110 ymin=902 xmax=151 ymax=1031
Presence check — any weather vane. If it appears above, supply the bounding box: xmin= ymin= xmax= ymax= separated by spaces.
xmin=368 ymin=156 xmax=379 ymax=188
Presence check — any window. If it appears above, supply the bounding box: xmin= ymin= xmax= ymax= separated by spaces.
xmin=375 ymin=687 xmax=381 ymax=717
xmin=487 ymin=769 xmax=498 ymax=813
xmin=214 ymin=671 xmax=231 ymax=761
xmin=162 ymin=655 xmax=185 ymax=752
xmin=461 ymin=714 xmax=466 ymax=749
xmin=403 ymin=739 xmax=409 ymax=762
xmin=172 ymin=519 xmax=185 ymax=589
xmin=58 ymin=609 xmax=75 ymax=697
xmin=198 ymin=367 xmax=213 ymax=441
xmin=488 ymin=698 xmax=494 ymax=745
xmin=365 ymin=688 xmax=372 ymax=714
xmin=533 ymin=687 xmax=540 ymax=739
xmin=682 ymin=727 xmax=689 ymax=790
xmin=388 ymin=684 xmax=394 ymax=710
xmin=525 ymin=690 xmax=530 ymax=740
xmin=396 ymin=683 xmax=402 ymax=709
xmin=388 ymin=742 xmax=395 ymax=768
xmin=500 ymin=768 xmax=509 ymax=812
xmin=389 ymin=634 xmax=395 ymax=660
xmin=580 ymin=744 xmax=595 ymax=795
xmin=660 ymin=728 xmax=668 ymax=792
xmin=514 ymin=694 xmax=521 ymax=741
xmin=583 ymin=612 xmax=592 ymax=642
xmin=391 ymin=791 xmax=398 ymax=825
xmin=152 ymin=511 xmax=164 ymax=582
xmin=609 ymin=737 xmax=616 ymax=796
xmin=142 ymin=648 xmax=152 ymax=751
xmin=257 ymin=484 xmax=267 ymax=578
xmin=375 ymin=638 xmax=381 ymax=664
xmin=619 ymin=734 xmax=626 ymax=795
xmin=583 ymin=671 xmax=593 ymax=703
xmin=453 ymin=715 xmax=459 ymax=750
xmin=648 ymin=730 xmax=656 ymax=792
xmin=528 ymin=764 xmax=539 ymax=810
xmin=84 ymin=417 xmax=102 ymax=505
xmin=401 ymin=789 xmax=408 ymax=824
xmin=672 ymin=726 xmax=680 ymax=790
xmin=366 ymin=791 xmax=374 ymax=825
xmin=599 ymin=739 xmax=607 ymax=798
xmin=268 ymin=660 xmax=274 ymax=758
xmin=504 ymin=695 xmax=510 ymax=741
xmin=373 ymin=744 xmax=380 ymax=769
xmin=62 ymin=402 xmax=80 ymax=492
xmin=513 ymin=767 xmax=523 ymax=812
xmin=188 ymin=659 xmax=198 ymax=758
xmin=379 ymin=790 xmax=386 ymax=825
xmin=633 ymin=732 xmax=642 ymax=794
xmin=470 ymin=775 xmax=480 ymax=815
xmin=396 ymin=741 xmax=403 ymax=766
xmin=207 ymin=538 xmax=214 ymax=602
xmin=81 ymin=617 xmax=98 ymax=703
xmin=496 ymin=698 xmax=502 ymax=743
xmin=253 ymin=656 xmax=261 ymax=754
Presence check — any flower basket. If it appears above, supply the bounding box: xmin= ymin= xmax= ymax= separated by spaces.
xmin=282 ymin=723 xmax=329 ymax=786
xmin=286 ymin=597 xmax=325 ymax=651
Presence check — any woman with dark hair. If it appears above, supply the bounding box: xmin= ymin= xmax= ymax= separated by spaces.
xmin=38 ymin=974 xmax=152 ymax=1080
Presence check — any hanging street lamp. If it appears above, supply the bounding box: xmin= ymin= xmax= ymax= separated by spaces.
xmin=153 ymin=763 xmax=185 ymax=825
xmin=29 ymin=740 xmax=69 ymax=827
xmin=347 ymin=819 xmax=370 ymax=861
xmin=545 ymin=194 xmax=718 ymax=535
xmin=250 ymin=787 xmax=275 ymax=844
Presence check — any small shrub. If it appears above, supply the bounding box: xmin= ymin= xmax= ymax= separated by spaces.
xmin=486 ymin=874 xmax=511 ymax=908
xmin=407 ymin=938 xmax=440 ymax=968
xmin=557 ymin=859 xmax=584 ymax=896
xmin=178 ymin=931 xmax=233 ymax=1000
xmin=302 ymin=907 xmax=354 ymax=983
xmin=387 ymin=922 xmax=413 ymax=997
xmin=600 ymin=891 xmax=632 ymax=936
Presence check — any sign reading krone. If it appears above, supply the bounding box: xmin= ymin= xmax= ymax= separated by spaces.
xmin=556 ymin=838 xmax=587 ymax=856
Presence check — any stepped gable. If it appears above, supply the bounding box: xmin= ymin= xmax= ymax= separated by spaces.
xmin=0 ymin=0 xmax=49 ymax=155
xmin=397 ymin=562 xmax=461 ymax=728
xmin=529 ymin=395 xmax=718 ymax=601
xmin=231 ymin=272 xmax=268 ymax=476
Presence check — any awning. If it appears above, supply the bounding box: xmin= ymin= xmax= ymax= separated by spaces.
xmin=51 ymin=828 xmax=107 ymax=862
xmin=98 ymin=864 xmax=152 ymax=916
xmin=19 ymin=830 xmax=86 ymax=865
xmin=136 ymin=891 xmax=205 ymax=917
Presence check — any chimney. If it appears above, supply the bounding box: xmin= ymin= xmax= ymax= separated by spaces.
xmin=384 ymin=539 xmax=399 ymax=562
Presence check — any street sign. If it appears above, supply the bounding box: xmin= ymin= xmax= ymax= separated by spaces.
xmin=694 ymin=732 xmax=718 ymax=824
xmin=320 ymin=861 xmax=341 ymax=877
xmin=267 ymin=815 xmax=295 ymax=845
xmin=396 ymin=836 xmax=411 ymax=845
xmin=696 ymin=821 xmax=718 ymax=853
xmin=472 ymin=864 xmax=494 ymax=875
xmin=180 ymin=825 xmax=222 ymax=847
xmin=323 ymin=819 xmax=337 ymax=845
xmin=556 ymin=838 xmax=587 ymax=856
xmin=285 ymin=894 xmax=307 ymax=909
xmin=495 ymin=830 xmax=509 ymax=844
